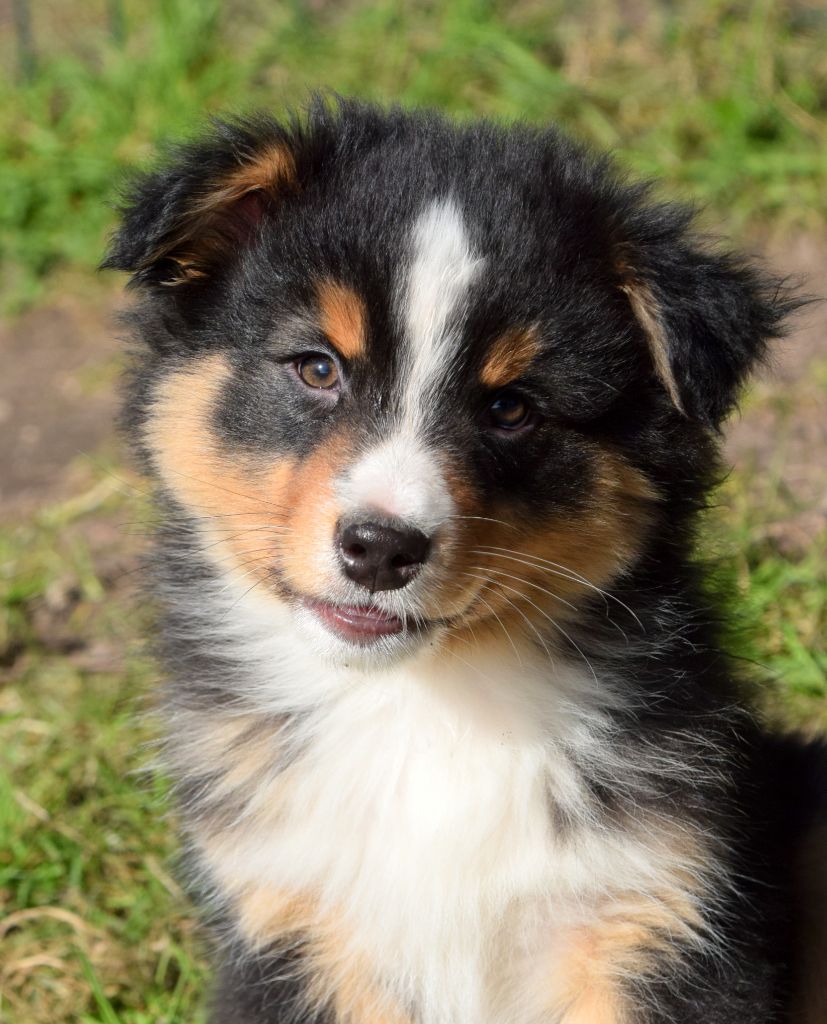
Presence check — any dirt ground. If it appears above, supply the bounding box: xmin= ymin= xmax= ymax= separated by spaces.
xmin=1 ymin=236 xmax=825 ymax=546
xmin=0 ymin=294 xmax=122 ymax=519
xmin=724 ymin=234 xmax=827 ymax=551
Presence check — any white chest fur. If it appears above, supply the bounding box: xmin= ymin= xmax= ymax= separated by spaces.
xmin=185 ymin=592 xmax=705 ymax=1024
xmin=285 ymin=685 xmax=556 ymax=1023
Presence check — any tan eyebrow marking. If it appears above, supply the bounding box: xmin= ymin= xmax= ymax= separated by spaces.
xmin=317 ymin=280 xmax=368 ymax=360
xmin=480 ymin=326 xmax=541 ymax=389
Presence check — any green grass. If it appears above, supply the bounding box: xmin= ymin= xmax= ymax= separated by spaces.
xmin=1 ymin=2 xmax=825 ymax=1020
xmin=3 ymin=0 xmax=827 ymax=309
xmin=715 ymin=462 xmax=827 ymax=728
xmin=0 ymin=482 xmax=209 ymax=1024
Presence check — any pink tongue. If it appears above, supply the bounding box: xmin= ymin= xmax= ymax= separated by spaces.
xmin=309 ymin=601 xmax=405 ymax=641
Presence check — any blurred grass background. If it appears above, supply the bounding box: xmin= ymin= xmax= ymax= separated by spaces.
xmin=4 ymin=0 xmax=827 ymax=311
xmin=1 ymin=1 xmax=825 ymax=1021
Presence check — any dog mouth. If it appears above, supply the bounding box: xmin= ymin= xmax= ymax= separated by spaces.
xmin=301 ymin=598 xmax=423 ymax=645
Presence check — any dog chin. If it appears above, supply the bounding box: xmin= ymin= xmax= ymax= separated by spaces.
xmin=292 ymin=599 xmax=438 ymax=670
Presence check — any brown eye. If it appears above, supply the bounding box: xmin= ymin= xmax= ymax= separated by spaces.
xmin=297 ymin=354 xmax=339 ymax=390
xmin=488 ymin=390 xmax=531 ymax=431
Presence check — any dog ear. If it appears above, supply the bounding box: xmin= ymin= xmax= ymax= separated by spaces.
xmin=102 ymin=116 xmax=299 ymax=289
xmin=615 ymin=202 xmax=798 ymax=427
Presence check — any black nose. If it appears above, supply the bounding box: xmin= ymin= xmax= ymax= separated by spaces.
xmin=338 ymin=521 xmax=430 ymax=592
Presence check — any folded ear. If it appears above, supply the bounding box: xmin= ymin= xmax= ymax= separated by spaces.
xmin=615 ymin=202 xmax=798 ymax=427
xmin=102 ymin=115 xmax=300 ymax=289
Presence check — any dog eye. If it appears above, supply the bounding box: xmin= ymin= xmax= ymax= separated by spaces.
xmin=488 ymin=390 xmax=532 ymax=431
xmin=297 ymin=354 xmax=339 ymax=390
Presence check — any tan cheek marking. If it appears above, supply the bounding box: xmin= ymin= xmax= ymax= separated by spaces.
xmin=144 ymin=352 xmax=234 ymax=508
xmin=428 ymin=462 xmax=487 ymax=619
xmin=445 ymin=449 xmax=657 ymax=640
xmin=318 ymin=280 xmax=368 ymax=360
xmin=145 ymin=353 xmax=297 ymax=582
xmin=280 ymin=431 xmax=354 ymax=595
xmin=520 ymin=451 xmax=656 ymax=596
xmin=480 ymin=326 xmax=541 ymax=389
xmin=791 ymin=822 xmax=827 ymax=1023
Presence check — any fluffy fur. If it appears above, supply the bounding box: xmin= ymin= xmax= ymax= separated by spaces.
xmin=105 ymin=98 xmax=825 ymax=1023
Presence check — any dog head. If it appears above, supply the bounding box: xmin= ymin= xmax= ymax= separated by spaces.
xmin=107 ymin=100 xmax=792 ymax=668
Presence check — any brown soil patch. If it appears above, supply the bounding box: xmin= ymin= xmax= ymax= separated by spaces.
xmin=725 ymin=234 xmax=827 ymax=552
xmin=0 ymin=293 xmax=122 ymax=520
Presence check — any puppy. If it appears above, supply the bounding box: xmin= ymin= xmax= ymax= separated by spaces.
xmin=105 ymin=98 xmax=825 ymax=1023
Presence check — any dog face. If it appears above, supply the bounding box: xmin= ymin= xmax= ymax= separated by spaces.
xmin=108 ymin=101 xmax=789 ymax=668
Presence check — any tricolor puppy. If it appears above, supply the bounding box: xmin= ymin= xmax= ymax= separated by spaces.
xmin=105 ymin=100 xmax=825 ymax=1023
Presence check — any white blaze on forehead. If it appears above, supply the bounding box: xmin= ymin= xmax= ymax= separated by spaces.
xmin=399 ymin=197 xmax=485 ymax=429
xmin=336 ymin=199 xmax=478 ymax=537
xmin=338 ymin=433 xmax=454 ymax=535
